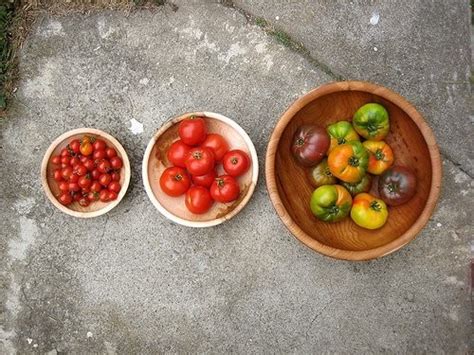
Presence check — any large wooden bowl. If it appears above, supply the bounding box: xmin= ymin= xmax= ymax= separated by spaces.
xmin=266 ymin=81 xmax=442 ymax=260
xmin=143 ymin=111 xmax=258 ymax=228
xmin=41 ymin=128 xmax=131 ymax=218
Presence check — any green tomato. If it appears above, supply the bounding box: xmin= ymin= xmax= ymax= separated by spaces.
xmin=341 ymin=174 xmax=372 ymax=196
xmin=326 ymin=120 xmax=360 ymax=153
xmin=353 ymin=103 xmax=390 ymax=141
xmin=310 ymin=185 xmax=352 ymax=223
xmin=308 ymin=159 xmax=337 ymax=187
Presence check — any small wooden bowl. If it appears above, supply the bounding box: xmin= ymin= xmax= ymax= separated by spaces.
xmin=266 ymin=81 xmax=442 ymax=260
xmin=41 ymin=128 xmax=131 ymax=218
xmin=143 ymin=112 xmax=258 ymax=228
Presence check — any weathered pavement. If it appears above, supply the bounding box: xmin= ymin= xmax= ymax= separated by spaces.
xmin=1 ymin=1 xmax=472 ymax=353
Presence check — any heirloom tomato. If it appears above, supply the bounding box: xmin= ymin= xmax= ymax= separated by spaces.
xmin=291 ymin=125 xmax=330 ymax=167
xmin=326 ymin=120 xmax=360 ymax=153
xmin=353 ymin=103 xmax=390 ymax=141
xmin=350 ymin=193 xmax=388 ymax=229
xmin=308 ymin=159 xmax=336 ymax=188
xmin=327 ymin=141 xmax=369 ymax=183
xmin=378 ymin=166 xmax=416 ymax=206
xmin=362 ymin=140 xmax=394 ymax=175
xmin=310 ymin=184 xmax=352 ymax=223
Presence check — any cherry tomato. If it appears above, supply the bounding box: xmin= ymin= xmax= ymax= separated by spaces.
xmin=222 ymin=150 xmax=250 ymax=177
xmin=107 ymin=190 xmax=118 ymax=201
xmin=58 ymin=192 xmax=73 ymax=205
xmin=69 ymin=174 xmax=79 ymax=183
xmin=185 ymin=186 xmax=214 ymax=214
xmin=159 ymin=167 xmax=191 ymax=197
xmin=93 ymin=139 xmax=106 ymax=151
xmin=99 ymin=173 xmax=112 ymax=187
xmin=87 ymin=191 xmax=99 ymax=202
xmin=90 ymin=181 xmax=102 ymax=192
xmin=92 ymin=149 xmax=106 ymax=160
xmin=178 ymin=116 xmax=207 ymax=146
xmin=53 ymin=169 xmax=63 ymax=181
xmin=68 ymin=182 xmax=81 ymax=192
xmin=99 ymin=190 xmax=109 ymax=202
xmin=110 ymin=156 xmax=123 ymax=170
xmin=210 ymin=175 xmax=240 ymax=203
xmin=97 ymin=160 xmax=111 ymax=173
xmin=185 ymin=147 xmax=215 ymax=176
xmin=73 ymin=164 xmax=87 ymax=176
xmin=51 ymin=155 xmax=61 ymax=165
xmin=69 ymin=139 xmax=81 ymax=154
xmin=78 ymin=175 xmax=92 ymax=189
xmin=91 ymin=169 xmax=101 ymax=180
xmin=191 ymin=169 xmax=217 ymax=188
xmin=106 ymin=147 xmax=117 ymax=158
xmin=60 ymin=148 xmax=70 ymax=157
xmin=83 ymin=158 xmax=95 ymax=171
xmin=78 ymin=197 xmax=90 ymax=207
xmin=61 ymin=167 xmax=73 ymax=180
xmin=111 ymin=171 xmax=120 ymax=181
xmin=58 ymin=181 xmax=69 ymax=192
xmin=72 ymin=192 xmax=82 ymax=202
xmin=108 ymin=181 xmax=121 ymax=193
xmin=60 ymin=156 xmax=71 ymax=166
xmin=80 ymin=140 xmax=93 ymax=156
xmin=81 ymin=187 xmax=90 ymax=194
xmin=70 ymin=156 xmax=81 ymax=166
xmin=79 ymin=155 xmax=88 ymax=164
xmin=201 ymin=134 xmax=229 ymax=161
xmin=167 ymin=140 xmax=191 ymax=168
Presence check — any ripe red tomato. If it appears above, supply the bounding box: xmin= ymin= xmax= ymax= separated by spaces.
xmin=210 ymin=175 xmax=240 ymax=203
xmin=72 ymin=192 xmax=82 ymax=202
xmin=70 ymin=156 xmax=81 ymax=166
xmin=83 ymin=158 xmax=95 ymax=171
xmin=69 ymin=174 xmax=79 ymax=183
xmin=223 ymin=150 xmax=250 ymax=177
xmin=107 ymin=190 xmax=118 ymax=201
xmin=60 ymin=156 xmax=71 ymax=166
xmin=167 ymin=140 xmax=191 ymax=168
xmin=80 ymin=140 xmax=93 ymax=156
xmin=106 ymin=147 xmax=117 ymax=158
xmin=110 ymin=156 xmax=123 ymax=170
xmin=79 ymin=155 xmax=88 ymax=164
xmin=61 ymin=166 xmax=73 ymax=180
xmin=93 ymin=139 xmax=106 ymax=151
xmin=73 ymin=164 xmax=87 ymax=176
xmin=78 ymin=197 xmax=90 ymax=207
xmin=68 ymin=139 xmax=81 ymax=154
xmin=111 ymin=171 xmax=120 ymax=181
xmin=58 ymin=193 xmax=73 ymax=205
xmin=185 ymin=147 xmax=215 ymax=176
xmin=93 ymin=149 xmax=107 ymax=160
xmin=185 ymin=186 xmax=214 ymax=214
xmin=58 ymin=181 xmax=69 ymax=192
xmin=99 ymin=173 xmax=112 ymax=187
xmin=91 ymin=181 xmax=102 ymax=192
xmin=99 ymin=189 xmax=109 ymax=202
xmin=60 ymin=148 xmax=70 ymax=157
xmin=108 ymin=181 xmax=121 ymax=193
xmin=53 ymin=169 xmax=63 ymax=181
xmin=178 ymin=116 xmax=207 ymax=146
xmin=87 ymin=191 xmax=99 ymax=202
xmin=201 ymin=134 xmax=229 ymax=161
xmin=78 ymin=175 xmax=92 ymax=189
xmin=191 ymin=169 xmax=217 ymax=188
xmin=51 ymin=155 xmax=61 ymax=165
xmin=68 ymin=182 xmax=81 ymax=192
xmin=91 ymin=169 xmax=101 ymax=180
xmin=159 ymin=167 xmax=191 ymax=197
xmin=97 ymin=160 xmax=111 ymax=173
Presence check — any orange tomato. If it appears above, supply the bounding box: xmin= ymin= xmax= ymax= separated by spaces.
xmin=327 ymin=141 xmax=369 ymax=183
xmin=362 ymin=140 xmax=394 ymax=175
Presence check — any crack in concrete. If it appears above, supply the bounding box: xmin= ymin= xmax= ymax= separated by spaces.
xmin=441 ymin=151 xmax=473 ymax=180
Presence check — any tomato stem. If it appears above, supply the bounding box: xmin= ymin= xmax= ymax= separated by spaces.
xmin=296 ymin=137 xmax=305 ymax=146
xmin=370 ymin=200 xmax=382 ymax=211
xmin=375 ymin=149 xmax=385 ymax=161
xmin=348 ymin=156 xmax=359 ymax=167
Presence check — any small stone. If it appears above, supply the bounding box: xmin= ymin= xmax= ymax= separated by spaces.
xmin=87 ymin=331 xmax=93 ymax=338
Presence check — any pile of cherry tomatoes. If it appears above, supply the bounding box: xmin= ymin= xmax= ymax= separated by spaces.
xmin=50 ymin=135 xmax=124 ymax=207
xmin=160 ymin=115 xmax=251 ymax=214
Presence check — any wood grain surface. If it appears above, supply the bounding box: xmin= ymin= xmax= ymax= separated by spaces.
xmin=265 ymin=81 xmax=442 ymax=260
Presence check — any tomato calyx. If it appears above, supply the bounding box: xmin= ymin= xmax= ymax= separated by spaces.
xmin=386 ymin=182 xmax=398 ymax=193
xmin=174 ymin=173 xmax=184 ymax=181
xmin=337 ymin=137 xmax=346 ymax=145
xmin=215 ymin=178 xmax=225 ymax=188
xmin=375 ymin=149 xmax=385 ymax=161
xmin=295 ymin=137 xmax=305 ymax=147
xmin=328 ymin=205 xmax=340 ymax=215
xmin=192 ymin=151 xmax=203 ymax=160
xmin=348 ymin=156 xmax=360 ymax=167
xmin=370 ymin=200 xmax=382 ymax=212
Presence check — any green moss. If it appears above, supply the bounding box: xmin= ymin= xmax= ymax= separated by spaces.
xmin=255 ymin=17 xmax=267 ymax=28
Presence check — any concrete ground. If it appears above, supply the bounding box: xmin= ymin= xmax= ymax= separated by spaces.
xmin=1 ymin=1 xmax=472 ymax=353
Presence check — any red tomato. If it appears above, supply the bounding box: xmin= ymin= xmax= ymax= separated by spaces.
xmin=69 ymin=139 xmax=81 ymax=154
xmin=87 ymin=191 xmax=99 ymax=202
xmin=110 ymin=156 xmax=123 ymax=170
xmin=58 ymin=181 xmax=69 ymax=192
xmin=58 ymin=193 xmax=73 ymax=205
xmin=191 ymin=169 xmax=217 ymax=188
xmin=99 ymin=190 xmax=109 ymax=202
xmin=108 ymin=181 xmax=121 ymax=193
xmin=53 ymin=169 xmax=63 ymax=182
xmin=223 ymin=150 xmax=250 ymax=177
xmin=51 ymin=155 xmax=61 ymax=165
xmin=78 ymin=197 xmax=90 ymax=207
xmin=83 ymin=158 xmax=95 ymax=171
xmin=99 ymin=173 xmax=112 ymax=187
xmin=72 ymin=192 xmax=82 ymax=202
xmin=78 ymin=175 xmax=92 ymax=189
xmin=68 ymin=182 xmax=81 ymax=192
xmin=73 ymin=164 xmax=87 ymax=176
xmin=61 ymin=167 xmax=73 ymax=180
xmin=60 ymin=148 xmax=70 ymax=157
xmin=97 ymin=160 xmax=111 ymax=173
xmin=69 ymin=174 xmax=79 ymax=183
xmin=201 ymin=134 xmax=229 ymax=161
xmin=80 ymin=141 xmax=93 ymax=156
xmin=79 ymin=155 xmax=88 ymax=164
xmin=167 ymin=140 xmax=191 ymax=168
xmin=91 ymin=181 xmax=102 ymax=192
xmin=178 ymin=116 xmax=207 ymax=146
xmin=93 ymin=149 xmax=107 ymax=160
xmin=210 ymin=175 xmax=240 ymax=203
xmin=111 ymin=171 xmax=120 ymax=181
xmin=185 ymin=147 xmax=215 ymax=176
xmin=93 ymin=139 xmax=106 ymax=151
xmin=159 ymin=167 xmax=191 ymax=197
xmin=91 ymin=169 xmax=101 ymax=180
xmin=60 ymin=156 xmax=71 ymax=166
xmin=107 ymin=190 xmax=118 ymax=201
xmin=185 ymin=186 xmax=214 ymax=214
xmin=106 ymin=147 xmax=117 ymax=158
xmin=70 ymin=156 xmax=81 ymax=166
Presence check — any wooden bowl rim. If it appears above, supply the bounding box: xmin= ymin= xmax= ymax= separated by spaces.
xmin=265 ymin=80 xmax=442 ymax=261
xmin=41 ymin=128 xmax=131 ymax=218
xmin=142 ymin=111 xmax=259 ymax=228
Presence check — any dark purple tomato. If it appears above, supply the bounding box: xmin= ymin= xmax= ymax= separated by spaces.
xmin=291 ymin=125 xmax=330 ymax=167
xmin=378 ymin=166 xmax=417 ymax=206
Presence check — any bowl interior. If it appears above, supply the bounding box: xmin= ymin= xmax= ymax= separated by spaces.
xmin=44 ymin=130 xmax=129 ymax=215
xmin=146 ymin=113 xmax=256 ymax=225
xmin=275 ymin=90 xmax=432 ymax=252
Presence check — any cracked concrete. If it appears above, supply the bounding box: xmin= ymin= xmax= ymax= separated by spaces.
xmin=1 ymin=1 xmax=472 ymax=353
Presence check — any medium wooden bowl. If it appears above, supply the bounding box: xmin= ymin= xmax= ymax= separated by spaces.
xmin=266 ymin=81 xmax=442 ymax=260
xmin=143 ymin=111 xmax=258 ymax=228
xmin=41 ymin=128 xmax=131 ymax=218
